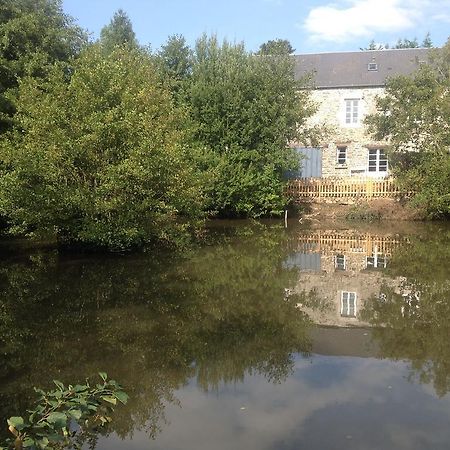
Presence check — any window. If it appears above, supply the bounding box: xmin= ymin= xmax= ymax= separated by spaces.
xmin=341 ymin=292 xmax=356 ymax=317
xmin=345 ymin=99 xmax=359 ymax=124
xmin=336 ymin=146 xmax=347 ymax=165
xmin=368 ymin=148 xmax=388 ymax=173
xmin=335 ymin=254 xmax=346 ymax=270
xmin=366 ymin=254 xmax=387 ymax=269
xmin=368 ymin=63 xmax=378 ymax=71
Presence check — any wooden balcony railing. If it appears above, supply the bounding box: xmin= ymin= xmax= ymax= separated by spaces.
xmin=285 ymin=177 xmax=406 ymax=202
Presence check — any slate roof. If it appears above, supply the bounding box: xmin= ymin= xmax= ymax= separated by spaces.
xmin=294 ymin=48 xmax=431 ymax=88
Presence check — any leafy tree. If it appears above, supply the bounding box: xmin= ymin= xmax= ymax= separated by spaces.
xmin=186 ymin=35 xmax=315 ymax=218
xmin=99 ymin=9 xmax=138 ymax=53
xmin=258 ymin=38 xmax=295 ymax=55
xmin=365 ymin=39 xmax=450 ymax=218
xmin=0 ymin=45 xmax=204 ymax=250
xmin=0 ymin=0 xmax=87 ymax=131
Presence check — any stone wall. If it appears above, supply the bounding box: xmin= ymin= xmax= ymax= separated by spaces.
xmin=304 ymin=87 xmax=388 ymax=178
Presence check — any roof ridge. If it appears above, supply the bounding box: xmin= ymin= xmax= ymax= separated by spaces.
xmin=294 ymin=48 xmax=432 ymax=57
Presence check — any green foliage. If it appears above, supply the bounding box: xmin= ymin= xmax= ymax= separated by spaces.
xmin=365 ymin=39 xmax=450 ymax=218
xmin=155 ymin=34 xmax=193 ymax=104
xmin=0 ymin=0 xmax=87 ymax=131
xmin=258 ymin=39 xmax=295 ymax=55
xmin=0 ymin=45 xmax=204 ymax=249
xmin=99 ymin=9 xmax=137 ymax=53
xmin=360 ymin=34 xmax=433 ymax=51
xmin=157 ymin=34 xmax=192 ymax=83
xmin=1 ymin=373 xmax=128 ymax=449
xmin=185 ymin=35 xmax=315 ymax=217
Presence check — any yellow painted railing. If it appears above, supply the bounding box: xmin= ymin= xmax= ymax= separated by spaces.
xmin=285 ymin=177 xmax=405 ymax=201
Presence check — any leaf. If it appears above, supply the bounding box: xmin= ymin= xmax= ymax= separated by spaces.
xmin=98 ymin=372 xmax=107 ymax=381
xmin=46 ymin=412 xmax=67 ymax=428
xmin=68 ymin=409 xmax=82 ymax=420
xmin=72 ymin=384 xmax=87 ymax=392
xmin=22 ymin=438 xmax=36 ymax=448
xmin=7 ymin=416 xmax=25 ymax=431
xmin=53 ymin=380 xmax=64 ymax=391
xmin=101 ymin=396 xmax=117 ymax=405
xmin=114 ymin=391 xmax=129 ymax=404
xmin=39 ymin=436 xmax=49 ymax=448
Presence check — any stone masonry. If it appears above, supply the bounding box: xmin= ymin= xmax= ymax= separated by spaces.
xmin=307 ymin=87 xmax=388 ymax=178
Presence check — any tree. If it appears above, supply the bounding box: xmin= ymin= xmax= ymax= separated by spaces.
xmin=0 ymin=45 xmax=204 ymax=249
xmin=99 ymin=9 xmax=138 ymax=53
xmin=365 ymin=39 xmax=450 ymax=218
xmin=0 ymin=0 xmax=87 ymax=131
xmin=185 ymin=35 xmax=315 ymax=217
xmin=156 ymin=34 xmax=193 ymax=100
xmin=360 ymin=39 xmax=389 ymax=51
xmin=258 ymin=38 xmax=295 ymax=55
xmin=422 ymin=32 xmax=433 ymax=48
xmin=157 ymin=34 xmax=192 ymax=81
xmin=394 ymin=37 xmax=419 ymax=48
xmin=360 ymin=34 xmax=433 ymax=51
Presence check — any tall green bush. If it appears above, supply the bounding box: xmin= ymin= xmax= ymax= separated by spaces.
xmin=0 ymin=45 xmax=204 ymax=250
xmin=184 ymin=35 xmax=315 ymax=218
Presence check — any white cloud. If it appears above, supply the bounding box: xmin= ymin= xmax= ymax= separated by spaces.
xmin=303 ymin=0 xmax=425 ymax=43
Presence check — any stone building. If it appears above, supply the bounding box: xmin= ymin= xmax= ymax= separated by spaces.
xmin=292 ymin=48 xmax=430 ymax=179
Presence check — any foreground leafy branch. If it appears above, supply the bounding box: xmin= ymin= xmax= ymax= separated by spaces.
xmin=1 ymin=373 xmax=128 ymax=450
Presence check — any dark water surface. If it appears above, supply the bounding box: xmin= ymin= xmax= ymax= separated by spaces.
xmin=1 ymin=220 xmax=450 ymax=449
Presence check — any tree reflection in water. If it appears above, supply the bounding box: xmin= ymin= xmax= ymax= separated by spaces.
xmin=0 ymin=223 xmax=312 ymax=442
xmin=361 ymin=228 xmax=450 ymax=397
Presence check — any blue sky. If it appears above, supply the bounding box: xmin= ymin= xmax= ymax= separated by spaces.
xmin=62 ymin=0 xmax=450 ymax=53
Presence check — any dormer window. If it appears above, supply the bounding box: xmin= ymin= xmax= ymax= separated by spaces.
xmin=368 ymin=62 xmax=378 ymax=71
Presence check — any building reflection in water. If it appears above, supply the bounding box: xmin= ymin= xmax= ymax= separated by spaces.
xmin=285 ymin=231 xmax=409 ymax=327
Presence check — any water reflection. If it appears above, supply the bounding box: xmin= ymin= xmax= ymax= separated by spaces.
xmin=288 ymin=231 xmax=408 ymax=327
xmin=0 ymin=224 xmax=311 ymax=442
xmin=287 ymin=226 xmax=450 ymax=398
xmin=1 ymin=222 xmax=450 ymax=449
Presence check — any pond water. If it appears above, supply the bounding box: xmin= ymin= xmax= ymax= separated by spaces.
xmin=1 ymin=220 xmax=450 ymax=449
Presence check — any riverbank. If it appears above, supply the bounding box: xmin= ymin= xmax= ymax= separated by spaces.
xmin=297 ymin=198 xmax=422 ymax=224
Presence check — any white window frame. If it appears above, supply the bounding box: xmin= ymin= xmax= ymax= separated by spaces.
xmin=345 ymin=98 xmax=360 ymax=125
xmin=366 ymin=254 xmax=387 ymax=269
xmin=341 ymin=291 xmax=357 ymax=317
xmin=368 ymin=148 xmax=388 ymax=175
